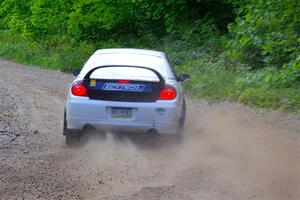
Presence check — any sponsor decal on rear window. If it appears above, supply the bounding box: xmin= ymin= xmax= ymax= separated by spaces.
xmin=90 ymin=79 xmax=96 ymax=87
xmin=102 ymin=83 xmax=146 ymax=92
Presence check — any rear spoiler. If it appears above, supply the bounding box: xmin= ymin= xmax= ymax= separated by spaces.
xmin=83 ymin=65 xmax=165 ymax=83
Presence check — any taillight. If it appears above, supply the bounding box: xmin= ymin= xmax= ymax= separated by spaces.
xmin=118 ymin=80 xmax=129 ymax=84
xmin=71 ymin=81 xmax=87 ymax=96
xmin=159 ymin=85 xmax=177 ymax=100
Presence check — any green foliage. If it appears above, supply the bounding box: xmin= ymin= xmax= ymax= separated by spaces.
xmin=177 ymin=52 xmax=300 ymax=111
xmin=237 ymin=87 xmax=300 ymax=111
xmin=238 ymin=87 xmax=279 ymax=108
xmin=226 ymin=0 xmax=300 ymax=69
xmin=179 ymin=18 xmax=221 ymax=46
xmin=67 ymin=0 xmax=133 ymax=41
xmin=29 ymin=0 xmax=73 ymax=39
xmin=0 ymin=0 xmax=31 ymax=32
xmin=0 ymin=0 xmax=300 ymax=111
xmin=176 ymin=53 xmax=240 ymax=102
xmin=0 ymin=0 xmax=236 ymax=41
xmin=0 ymin=30 xmax=94 ymax=71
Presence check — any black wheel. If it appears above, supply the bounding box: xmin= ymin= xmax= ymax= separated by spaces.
xmin=63 ymin=109 xmax=81 ymax=146
xmin=174 ymin=99 xmax=186 ymax=143
xmin=63 ymin=109 xmax=69 ymax=136
xmin=177 ymin=98 xmax=186 ymax=134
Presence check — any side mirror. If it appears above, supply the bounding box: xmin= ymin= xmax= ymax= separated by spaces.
xmin=72 ymin=69 xmax=81 ymax=76
xmin=177 ymin=73 xmax=190 ymax=82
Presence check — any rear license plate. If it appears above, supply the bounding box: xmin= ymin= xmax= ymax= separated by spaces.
xmin=111 ymin=108 xmax=132 ymax=118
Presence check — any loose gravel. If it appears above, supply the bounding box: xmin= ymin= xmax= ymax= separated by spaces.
xmin=1 ymin=59 xmax=300 ymax=200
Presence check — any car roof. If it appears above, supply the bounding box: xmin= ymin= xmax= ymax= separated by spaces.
xmin=93 ymin=48 xmax=166 ymax=58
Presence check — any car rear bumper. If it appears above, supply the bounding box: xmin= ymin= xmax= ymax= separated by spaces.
xmin=66 ymin=97 xmax=181 ymax=134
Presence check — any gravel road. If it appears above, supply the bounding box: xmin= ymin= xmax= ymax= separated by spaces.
xmin=1 ymin=59 xmax=300 ymax=200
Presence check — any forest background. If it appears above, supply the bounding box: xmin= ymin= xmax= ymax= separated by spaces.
xmin=0 ymin=0 xmax=299 ymax=111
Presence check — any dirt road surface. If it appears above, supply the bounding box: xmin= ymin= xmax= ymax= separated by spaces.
xmin=1 ymin=59 xmax=300 ymax=200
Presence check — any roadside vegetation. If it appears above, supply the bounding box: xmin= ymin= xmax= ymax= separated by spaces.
xmin=0 ymin=0 xmax=299 ymax=111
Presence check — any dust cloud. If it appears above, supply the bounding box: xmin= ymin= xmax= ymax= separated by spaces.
xmin=2 ymin=59 xmax=299 ymax=199
xmin=62 ymin=101 xmax=300 ymax=200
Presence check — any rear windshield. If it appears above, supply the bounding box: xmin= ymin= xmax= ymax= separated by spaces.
xmin=80 ymin=53 xmax=167 ymax=79
xmin=89 ymin=66 xmax=160 ymax=82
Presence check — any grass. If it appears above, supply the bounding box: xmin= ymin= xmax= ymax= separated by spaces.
xmin=0 ymin=30 xmax=299 ymax=112
xmin=0 ymin=30 xmax=94 ymax=71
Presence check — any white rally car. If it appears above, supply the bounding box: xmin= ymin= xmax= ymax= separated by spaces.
xmin=63 ymin=48 xmax=190 ymax=145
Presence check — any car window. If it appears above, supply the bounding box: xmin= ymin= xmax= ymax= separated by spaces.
xmin=90 ymin=66 xmax=160 ymax=82
xmin=80 ymin=54 xmax=167 ymax=79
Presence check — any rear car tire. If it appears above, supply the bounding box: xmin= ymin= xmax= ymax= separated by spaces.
xmin=177 ymin=98 xmax=186 ymax=134
xmin=174 ymin=99 xmax=186 ymax=143
xmin=63 ymin=109 xmax=81 ymax=146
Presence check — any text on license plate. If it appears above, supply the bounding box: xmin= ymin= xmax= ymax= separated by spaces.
xmin=111 ymin=108 xmax=132 ymax=118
